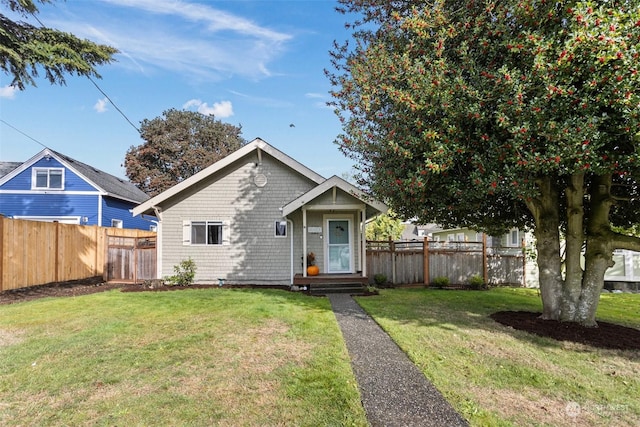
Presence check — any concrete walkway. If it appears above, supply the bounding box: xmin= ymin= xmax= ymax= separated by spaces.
xmin=328 ymin=293 xmax=469 ymax=427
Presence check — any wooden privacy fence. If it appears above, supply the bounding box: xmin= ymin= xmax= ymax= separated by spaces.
xmin=367 ymin=237 xmax=526 ymax=286
xmin=105 ymin=234 xmax=157 ymax=283
xmin=0 ymin=216 xmax=156 ymax=292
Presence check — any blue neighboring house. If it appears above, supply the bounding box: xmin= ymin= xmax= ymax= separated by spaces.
xmin=0 ymin=148 xmax=154 ymax=230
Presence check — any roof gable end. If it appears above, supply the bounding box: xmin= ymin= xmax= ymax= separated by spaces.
xmin=0 ymin=148 xmax=149 ymax=204
xmin=281 ymin=175 xmax=388 ymax=218
xmin=133 ymin=138 xmax=325 ymax=216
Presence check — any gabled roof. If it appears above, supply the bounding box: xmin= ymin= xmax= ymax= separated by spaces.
xmin=133 ymin=138 xmax=326 ymax=216
xmin=0 ymin=148 xmax=149 ymax=204
xmin=281 ymin=175 xmax=388 ymax=219
xmin=0 ymin=162 xmax=21 ymax=178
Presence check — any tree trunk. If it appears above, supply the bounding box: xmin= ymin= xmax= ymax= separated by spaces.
xmin=561 ymin=173 xmax=585 ymax=321
xmin=579 ymin=235 xmax=610 ymax=327
xmin=576 ymin=174 xmax=615 ymax=326
xmin=526 ymin=176 xmax=563 ymax=320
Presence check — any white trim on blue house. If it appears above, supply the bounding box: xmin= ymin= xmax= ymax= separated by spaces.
xmin=0 ymin=148 xmax=151 ymax=230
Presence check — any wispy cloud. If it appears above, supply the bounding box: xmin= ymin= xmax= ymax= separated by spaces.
xmin=0 ymin=85 xmax=17 ymax=99
xmin=183 ymin=99 xmax=234 ymax=118
xmin=306 ymin=92 xmax=332 ymax=109
xmin=48 ymin=0 xmax=293 ymax=82
xmin=94 ymin=97 xmax=109 ymax=113
xmin=228 ymin=90 xmax=293 ymax=108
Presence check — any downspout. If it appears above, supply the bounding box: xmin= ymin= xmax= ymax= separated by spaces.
xmin=152 ymin=206 xmax=163 ymax=280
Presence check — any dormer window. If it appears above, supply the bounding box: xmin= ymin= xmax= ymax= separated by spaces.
xmin=32 ymin=168 xmax=64 ymax=190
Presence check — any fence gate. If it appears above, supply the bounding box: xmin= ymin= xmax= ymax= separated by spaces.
xmin=106 ymin=235 xmax=157 ymax=283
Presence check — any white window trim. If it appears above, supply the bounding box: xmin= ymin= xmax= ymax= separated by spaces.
xmin=183 ymin=220 xmax=230 ymax=246
xmin=111 ymin=219 xmax=123 ymax=228
xmin=32 ymin=167 xmax=65 ymax=190
xmin=509 ymin=229 xmax=520 ymax=247
xmin=275 ymin=220 xmax=287 ymax=238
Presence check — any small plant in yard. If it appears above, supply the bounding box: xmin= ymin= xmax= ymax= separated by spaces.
xmin=468 ymin=274 xmax=485 ymax=290
xmin=374 ymin=273 xmax=387 ymax=286
xmin=165 ymin=257 xmax=196 ymax=286
xmin=431 ymin=276 xmax=450 ymax=288
xmin=365 ymin=284 xmax=381 ymax=294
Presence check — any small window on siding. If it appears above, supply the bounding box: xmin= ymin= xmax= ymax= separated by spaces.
xmin=111 ymin=219 xmax=123 ymax=228
xmin=32 ymin=168 xmax=64 ymax=190
xmin=275 ymin=220 xmax=287 ymax=237
xmin=184 ymin=220 xmax=230 ymax=245
xmin=510 ymin=229 xmax=520 ymax=246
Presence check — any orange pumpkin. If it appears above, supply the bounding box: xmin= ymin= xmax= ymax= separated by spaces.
xmin=307 ymin=265 xmax=320 ymax=276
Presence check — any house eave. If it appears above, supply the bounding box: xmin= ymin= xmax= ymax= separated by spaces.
xmin=133 ymin=138 xmax=325 ymax=217
xmin=281 ymin=175 xmax=388 ymax=218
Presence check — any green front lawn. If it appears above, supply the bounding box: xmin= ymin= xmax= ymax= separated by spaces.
xmin=2 ymin=286 xmax=638 ymax=426
xmin=356 ymin=288 xmax=640 ymax=427
xmin=0 ymin=289 xmax=367 ymax=426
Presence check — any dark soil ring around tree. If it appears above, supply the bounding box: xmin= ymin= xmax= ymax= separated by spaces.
xmin=490 ymin=311 xmax=640 ymax=351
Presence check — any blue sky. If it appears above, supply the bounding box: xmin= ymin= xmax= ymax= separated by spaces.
xmin=0 ymin=0 xmax=356 ymax=180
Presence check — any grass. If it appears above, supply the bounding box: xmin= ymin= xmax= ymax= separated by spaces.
xmin=0 ymin=288 xmax=367 ymax=426
xmin=355 ymin=287 xmax=640 ymax=427
xmin=2 ymin=286 xmax=638 ymax=426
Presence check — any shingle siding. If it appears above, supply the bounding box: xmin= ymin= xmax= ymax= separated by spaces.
xmin=160 ymin=153 xmax=317 ymax=284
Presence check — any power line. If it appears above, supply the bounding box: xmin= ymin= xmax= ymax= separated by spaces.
xmin=29 ymin=11 xmax=140 ymax=134
xmin=0 ymin=119 xmax=48 ymax=149
xmin=88 ymin=76 xmax=140 ymax=133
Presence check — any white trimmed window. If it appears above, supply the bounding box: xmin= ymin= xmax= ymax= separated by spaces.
xmin=509 ymin=229 xmax=520 ymax=246
xmin=32 ymin=168 xmax=64 ymax=190
xmin=111 ymin=219 xmax=123 ymax=228
xmin=275 ymin=220 xmax=287 ymax=237
xmin=183 ymin=220 xmax=230 ymax=245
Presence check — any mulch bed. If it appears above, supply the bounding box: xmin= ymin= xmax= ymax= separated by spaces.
xmin=2 ymin=281 xmax=639 ymax=351
xmin=491 ymin=311 xmax=640 ymax=351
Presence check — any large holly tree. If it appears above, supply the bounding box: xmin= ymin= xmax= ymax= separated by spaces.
xmin=328 ymin=0 xmax=640 ymax=326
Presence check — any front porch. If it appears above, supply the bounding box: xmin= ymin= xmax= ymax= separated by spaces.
xmin=293 ymin=273 xmax=369 ymax=295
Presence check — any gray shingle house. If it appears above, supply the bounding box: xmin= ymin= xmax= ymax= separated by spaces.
xmin=133 ymin=138 xmax=387 ymax=286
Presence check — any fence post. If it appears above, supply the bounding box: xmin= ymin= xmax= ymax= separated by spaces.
xmin=54 ymin=221 xmax=60 ymax=283
xmin=423 ymin=236 xmax=429 ymax=286
xmin=521 ymin=237 xmax=526 ymax=287
xmin=482 ymin=233 xmax=488 ymax=285
xmin=390 ymin=237 xmax=396 ymax=284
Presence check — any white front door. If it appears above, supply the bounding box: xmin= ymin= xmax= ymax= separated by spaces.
xmin=326 ymin=218 xmax=352 ymax=273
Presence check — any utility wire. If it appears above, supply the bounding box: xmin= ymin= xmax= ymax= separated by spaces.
xmin=0 ymin=119 xmax=48 ymax=149
xmin=88 ymin=76 xmax=140 ymax=132
xmin=30 ymin=11 xmax=140 ymax=134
